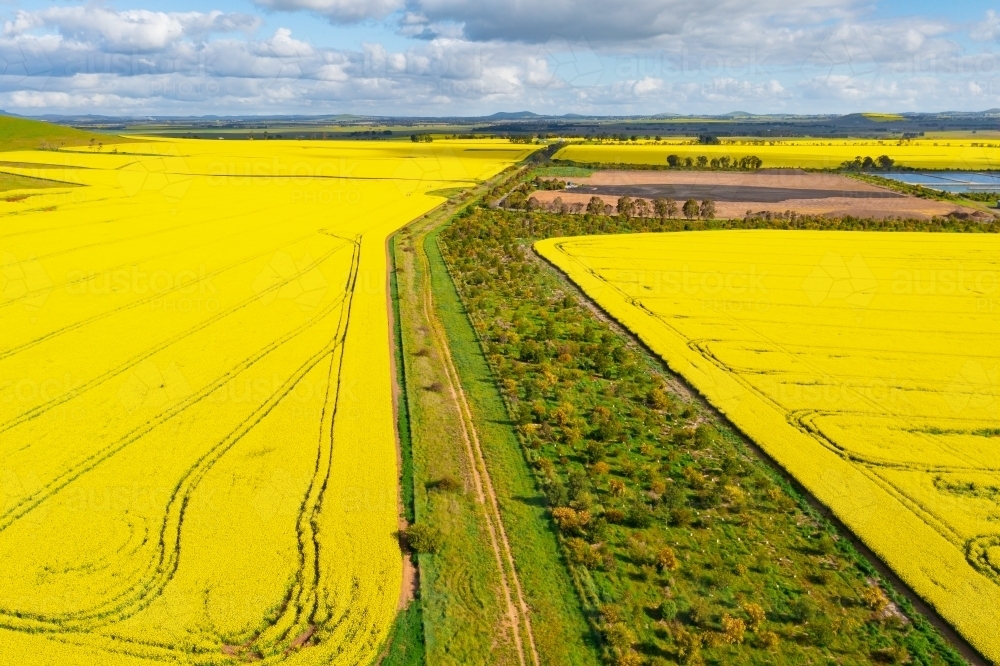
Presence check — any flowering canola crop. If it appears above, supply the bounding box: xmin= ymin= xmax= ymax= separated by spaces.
xmin=0 ymin=138 xmax=532 ymax=664
xmin=555 ymin=139 xmax=1000 ymax=169
xmin=537 ymin=230 xmax=1000 ymax=662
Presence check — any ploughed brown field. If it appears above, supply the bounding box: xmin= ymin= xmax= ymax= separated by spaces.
xmin=532 ymin=169 xmax=989 ymax=219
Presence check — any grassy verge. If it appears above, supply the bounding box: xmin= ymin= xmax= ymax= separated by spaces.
xmin=0 ymin=171 xmax=77 ymax=194
xmin=436 ymin=206 xmax=972 ymax=666
xmin=529 ymin=166 xmax=596 ymax=178
xmin=382 ymin=604 xmax=425 ymax=666
xmin=425 ymin=223 xmax=600 ymax=665
xmin=381 ymin=236 xmax=426 ymax=666
xmin=392 ymin=182 xmax=521 ymax=665
xmin=391 ymin=236 xmax=417 ymax=525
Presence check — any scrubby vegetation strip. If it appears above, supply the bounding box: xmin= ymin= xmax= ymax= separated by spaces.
xmin=437 ymin=205 xmax=973 ymax=666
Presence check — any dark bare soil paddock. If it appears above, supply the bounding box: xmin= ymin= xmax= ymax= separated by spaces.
xmin=569 ymin=183 xmax=904 ymax=202
xmin=533 ymin=169 xmax=987 ymax=219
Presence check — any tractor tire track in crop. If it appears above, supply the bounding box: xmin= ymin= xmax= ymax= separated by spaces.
xmin=0 ymin=295 xmax=351 ymax=629
xmin=0 ymin=199 xmax=304 ymax=311
xmin=0 ymin=241 xmax=365 ymax=662
xmin=0 ymin=231 xmax=337 ymax=362
xmin=0 ymin=250 xmax=354 ymax=536
xmin=0 ymin=240 xmax=353 ymax=438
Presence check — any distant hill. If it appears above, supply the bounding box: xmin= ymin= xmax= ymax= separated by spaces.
xmin=0 ymin=114 xmax=132 ymax=152
xmin=484 ymin=111 xmax=541 ymax=120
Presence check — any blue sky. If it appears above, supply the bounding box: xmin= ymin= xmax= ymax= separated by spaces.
xmin=2 ymin=0 xmax=1000 ymax=116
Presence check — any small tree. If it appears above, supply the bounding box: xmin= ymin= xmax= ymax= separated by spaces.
xmin=699 ymin=199 xmax=716 ymax=219
xmin=683 ymin=199 xmax=699 ymax=219
xmin=757 ymin=630 xmax=779 ymax=650
xmin=684 ymin=156 xmax=694 ymax=167
xmin=586 ymin=196 xmax=606 ymax=216
xmin=634 ymin=198 xmax=650 ymax=218
xmin=674 ymin=626 xmax=702 ymax=664
xmin=653 ymin=198 xmax=669 ymax=220
xmin=696 ymin=155 xmax=708 ymax=168
xmin=616 ymin=196 xmax=635 ymax=219
xmin=657 ymin=546 xmax=679 ymax=571
xmin=604 ymin=623 xmax=636 ymax=653
xmin=404 ymin=523 xmax=440 ymax=553
xmin=667 ymin=154 xmax=681 ymax=167
xmin=721 ymin=615 xmax=746 ymax=644
xmin=862 ymin=585 xmax=890 ymax=613
xmin=876 ymin=155 xmax=894 ymax=169
xmin=742 ymin=602 xmax=766 ymax=631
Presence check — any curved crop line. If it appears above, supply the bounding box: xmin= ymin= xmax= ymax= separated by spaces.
xmin=71 ymin=329 xmax=349 ymax=631
xmin=0 ymin=290 xmax=352 ymax=629
xmin=3 ymin=240 xmax=364 ymax=662
xmin=0 ymin=241 xmax=352 ymax=439
xmin=207 ymin=236 xmax=360 ymax=657
xmin=0 ymin=263 xmax=355 ymax=543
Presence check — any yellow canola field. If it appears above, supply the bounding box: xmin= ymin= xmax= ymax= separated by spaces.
xmin=537 ymin=230 xmax=1000 ymax=662
xmin=0 ymin=138 xmax=533 ymax=665
xmin=555 ymin=139 xmax=1000 ymax=169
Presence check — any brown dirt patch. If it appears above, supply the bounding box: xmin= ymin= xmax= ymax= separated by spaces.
xmin=534 ymin=170 xmax=990 ymax=220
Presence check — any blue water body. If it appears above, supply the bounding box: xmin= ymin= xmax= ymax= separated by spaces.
xmin=880 ymin=172 xmax=1000 ymax=193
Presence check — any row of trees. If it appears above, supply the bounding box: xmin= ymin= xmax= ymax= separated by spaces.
xmin=841 ymin=155 xmax=895 ymax=170
xmin=667 ymin=154 xmax=763 ymax=170
xmin=604 ymin=195 xmax=715 ymax=220
xmin=518 ymin=194 xmax=718 ymax=220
